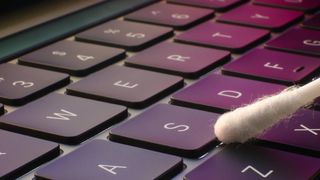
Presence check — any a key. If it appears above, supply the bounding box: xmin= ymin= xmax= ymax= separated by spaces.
xmin=67 ymin=65 xmax=184 ymax=108
xmin=0 ymin=104 xmax=3 ymax=115
xmin=171 ymin=74 xmax=285 ymax=113
xmin=0 ymin=63 xmax=69 ymax=106
xmin=35 ymin=140 xmax=183 ymax=180
xmin=109 ymin=104 xmax=219 ymax=158
xmin=266 ymin=28 xmax=320 ymax=57
xmin=0 ymin=93 xmax=127 ymax=144
xmin=185 ymin=144 xmax=320 ymax=180
xmin=0 ymin=130 xmax=59 ymax=179
xmin=175 ymin=22 xmax=270 ymax=53
xmin=168 ymin=0 xmax=244 ymax=11
xmin=125 ymin=42 xmax=230 ymax=78
xmin=76 ymin=20 xmax=173 ymax=51
xmin=217 ymin=4 xmax=303 ymax=31
xmin=303 ymin=13 xmax=320 ymax=30
xmin=19 ymin=40 xmax=126 ymax=76
xmin=254 ymin=0 xmax=320 ymax=12
xmin=125 ymin=3 xmax=214 ymax=30
xmin=222 ymin=49 xmax=320 ymax=85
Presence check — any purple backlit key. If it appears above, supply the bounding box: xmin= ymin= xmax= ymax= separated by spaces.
xmin=168 ymin=0 xmax=244 ymax=11
xmin=19 ymin=40 xmax=126 ymax=76
xmin=171 ymin=74 xmax=285 ymax=112
xmin=217 ymin=4 xmax=303 ymax=31
xmin=185 ymin=144 xmax=320 ymax=180
xmin=125 ymin=42 xmax=230 ymax=78
xmin=0 ymin=93 xmax=127 ymax=144
xmin=175 ymin=22 xmax=270 ymax=53
xmin=0 ymin=104 xmax=3 ymax=115
xmin=67 ymin=65 xmax=184 ymax=108
xmin=222 ymin=49 xmax=320 ymax=85
xmin=0 ymin=63 xmax=69 ymax=106
xmin=76 ymin=20 xmax=173 ymax=51
xmin=0 ymin=130 xmax=59 ymax=179
xmin=35 ymin=140 xmax=183 ymax=180
xmin=258 ymin=109 xmax=320 ymax=157
xmin=110 ymin=104 xmax=219 ymax=158
xmin=303 ymin=13 xmax=320 ymax=30
xmin=266 ymin=28 xmax=320 ymax=57
xmin=254 ymin=0 xmax=320 ymax=12
xmin=125 ymin=3 xmax=214 ymax=30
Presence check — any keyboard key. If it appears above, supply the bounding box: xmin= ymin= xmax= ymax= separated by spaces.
xmin=254 ymin=0 xmax=320 ymax=12
xmin=0 ymin=63 xmax=69 ymax=106
xmin=0 ymin=130 xmax=59 ymax=179
xmin=0 ymin=93 xmax=127 ymax=144
xmin=19 ymin=40 xmax=126 ymax=76
xmin=67 ymin=65 xmax=184 ymax=108
xmin=171 ymin=74 xmax=285 ymax=112
xmin=303 ymin=13 xmax=320 ymax=30
xmin=185 ymin=144 xmax=320 ymax=180
xmin=217 ymin=4 xmax=303 ymax=31
xmin=0 ymin=104 xmax=3 ymax=115
xmin=175 ymin=22 xmax=270 ymax=53
xmin=125 ymin=42 xmax=230 ymax=78
xmin=35 ymin=140 xmax=183 ymax=180
xmin=110 ymin=104 xmax=219 ymax=158
xmin=125 ymin=3 xmax=214 ymax=30
xmin=76 ymin=20 xmax=173 ymax=51
xmin=266 ymin=28 xmax=320 ymax=57
xmin=168 ymin=0 xmax=244 ymax=11
xmin=222 ymin=49 xmax=320 ymax=85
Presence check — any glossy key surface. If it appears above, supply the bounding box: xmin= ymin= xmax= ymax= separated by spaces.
xmin=67 ymin=65 xmax=184 ymax=108
xmin=185 ymin=144 xmax=320 ymax=180
xmin=218 ymin=4 xmax=303 ymax=31
xmin=110 ymin=104 xmax=219 ymax=158
xmin=303 ymin=13 xmax=320 ymax=30
xmin=222 ymin=49 xmax=320 ymax=85
xmin=76 ymin=20 xmax=173 ymax=51
xmin=125 ymin=3 xmax=214 ymax=30
xmin=35 ymin=140 xmax=183 ymax=180
xmin=0 ymin=63 xmax=69 ymax=106
xmin=254 ymin=0 xmax=320 ymax=12
xmin=175 ymin=22 xmax=270 ymax=53
xmin=0 ymin=130 xmax=59 ymax=179
xmin=168 ymin=0 xmax=244 ymax=11
xmin=19 ymin=40 xmax=126 ymax=76
xmin=266 ymin=28 xmax=320 ymax=57
xmin=125 ymin=42 xmax=230 ymax=78
xmin=171 ymin=74 xmax=285 ymax=112
xmin=0 ymin=93 xmax=127 ymax=144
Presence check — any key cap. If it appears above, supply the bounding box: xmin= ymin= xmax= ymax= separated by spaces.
xmin=35 ymin=140 xmax=183 ymax=180
xmin=0 ymin=93 xmax=127 ymax=144
xmin=19 ymin=40 xmax=126 ymax=76
xmin=222 ymin=49 xmax=320 ymax=85
xmin=0 ymin=130 xmax=59 ymax=179
xmin=67 ymin=65 xmax=184 ymax=108
xmin=303 ymin=13 xmax=320 ymax=30
xmin=171 ymin=74 xmax=285 ymax=113
xmin=0 ymin=104 xmax=4 ymax=115
xmin=175 ymin=22 xmax=270 ymax=53
xmin=185 ymin=144 xmax=320 ymax=180
xmin=266 ymin=28 xmax=320 ymax=57
xmin=76 ymin=20 xmax=173 ymax=51
xmin=0 ymin=63 xmax=69 ymax=106
xmin=125 ymin=3 xmax=214 ymax=30
xmin=254 ymin=0 xmax=320 ymax=12
xmin=168 ymin=0 xmax=244 ymax=11
xmin=217 ymin=4 xmax=303 ymax=31
xmin=110 ymin=104 xmax=219 ymax=158
xmin=125 ymin=42 xmax=230 ymax=78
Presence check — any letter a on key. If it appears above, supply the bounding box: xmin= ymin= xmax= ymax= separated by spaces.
xmin=98 ymin=164 xmax=127 ymax=175
xmin=46 ymin=109 xmax=78 ymax=120
xmin=218 ymin=90 xmax=242 ymax=98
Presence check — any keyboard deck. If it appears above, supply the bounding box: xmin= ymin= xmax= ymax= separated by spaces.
xmin=0 ymin=0 xmax=320 ymax=179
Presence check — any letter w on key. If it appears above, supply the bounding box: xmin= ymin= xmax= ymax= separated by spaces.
xmin=241 ymin=165 xmax=273 ymax=178
xmin=46 ymin=109 xmax=78 ymax=120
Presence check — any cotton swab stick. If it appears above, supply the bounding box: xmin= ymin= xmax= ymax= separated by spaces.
xmin=214 ymin=78 xmax=320 ymax=144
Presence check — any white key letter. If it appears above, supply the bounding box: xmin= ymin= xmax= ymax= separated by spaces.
xmin=46 ymin=109 xmax=77 ymax=121
xmin=167 ymin=55 xmax=190 ymax=62
xmin=251 ymin=14 xmax=270 ymax=20
xmin=294 ymin=124 xmax=320 ymax=135
xmin=218 ymin=90 xmax=242 ymax=98
xmin=303 ymin=40 xmax=320 ymax=46
xmin=241 ymin=165 xmax=273 ymax=178
xmin=164 ymin=123 xmax=190 ymax=132
xmin=98 ymin=164 xmax=127 ymax=175
xmin=212 ymin=32 xmax=232 ymax=39
xmin=114 ymin=81 xmax=138 ymax=89
xmin=264 ymin=62 xmax=284 ymax=70
xmin=171 ymin=14 xmax=190 ymax=19
xmin=77 ymin=55 xmax=95 ymax=61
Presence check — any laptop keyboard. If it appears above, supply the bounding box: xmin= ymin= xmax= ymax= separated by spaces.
xmin=0 ymin=0 xmax=320 ymax=179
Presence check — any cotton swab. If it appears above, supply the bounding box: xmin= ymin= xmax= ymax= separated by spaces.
xmin=214 ymin=78 xmax=320 ymax=144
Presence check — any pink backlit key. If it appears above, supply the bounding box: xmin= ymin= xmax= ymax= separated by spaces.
xmin=218 ymin=4 xmax=303 ymax=31
xmin=254 ymin=0 xmax=320 ymax=12
xmin=175 ymin=22 xmax=270 ymax=53
xmin=125 ymin=3 xmax=214 ymax=30
xmin=168 ymin=0 xmax=244 ymax=11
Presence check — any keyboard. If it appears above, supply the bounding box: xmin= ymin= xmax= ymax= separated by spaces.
xmin=0 ymin=0 xmax=320 ymax=179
